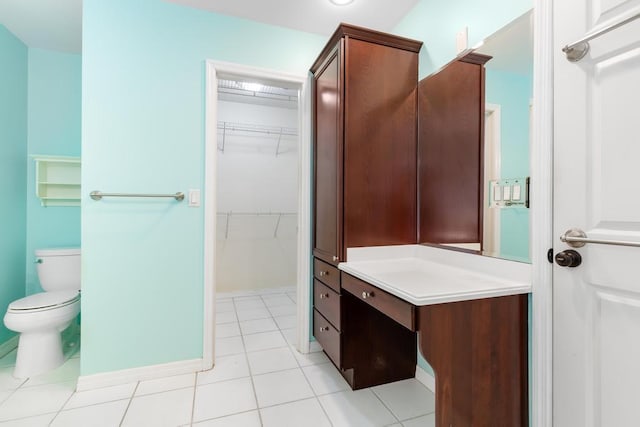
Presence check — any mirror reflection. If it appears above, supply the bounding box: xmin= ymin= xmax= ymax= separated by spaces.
xmin=419 ymin=9 xmax=533 ymax=263
xmin=477 ymin=10 xmax=533 ymax=262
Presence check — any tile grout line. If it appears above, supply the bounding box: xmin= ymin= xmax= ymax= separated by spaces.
xmin=0 ymin=376 xmax=28 ymax=411
xmin=232 ymin=295 xmax=265 ymax=427
xmin=400 ymin=411 xmax=436 ymax=424
xmin=189 ymin=370 xmax=198 ymax=426
xmin=47 ymin=381 xmax=80 ymax=426
xmin=282 ymin=331 xmax=334 ymax=426
xmin=118 ymin=380 xmax=140 ymax=427
xmin=0 ymin=411 xmax=57 ymax=425
xmin=191 ymin=408 xmax=258 ymax=426
xmin=370 ymin=387 xmax=402 ymax=425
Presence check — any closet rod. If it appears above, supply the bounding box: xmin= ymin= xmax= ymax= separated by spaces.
xmin=217 ymin=121 xmax=297 ymax=136
xmin=216 ymin=212 xmax=296 ymax=216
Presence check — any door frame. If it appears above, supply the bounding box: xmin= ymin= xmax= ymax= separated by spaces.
xmin=531 ymin=1 xmax=554 ymax=426
xmin=203 ymin=60 xmax=312 ymax=368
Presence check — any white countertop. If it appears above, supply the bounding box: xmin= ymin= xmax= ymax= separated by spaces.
xmin=338 ymin=245 xmax=531 ymax=306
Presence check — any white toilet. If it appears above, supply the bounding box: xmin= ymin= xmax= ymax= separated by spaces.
xmin=4 ymin=248 xmax=81 ymax=378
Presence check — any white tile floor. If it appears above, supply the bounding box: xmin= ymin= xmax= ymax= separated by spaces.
xmin=0 ymin=288 xmax=435 ymax=426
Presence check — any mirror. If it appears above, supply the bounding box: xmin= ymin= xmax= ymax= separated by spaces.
xmin=418 ymin=9 xmax=533 ymax=263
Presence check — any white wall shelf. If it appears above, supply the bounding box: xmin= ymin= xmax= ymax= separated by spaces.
xmin=33 ymin=155 xmax=81 ymax=207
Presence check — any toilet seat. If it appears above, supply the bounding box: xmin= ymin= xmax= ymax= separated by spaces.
xmin=8 ymin=291 xmax=80 ymax=313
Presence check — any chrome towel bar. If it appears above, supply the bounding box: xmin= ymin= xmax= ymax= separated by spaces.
xmin=560 ymin=228 xmax=640 ymax=248
xmin=90 ymin=191 xmax=184 ymax=201
xmin=562 ymin=11 xmax=640 ymax=62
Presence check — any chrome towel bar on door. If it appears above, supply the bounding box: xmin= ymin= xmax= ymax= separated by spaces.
xmin=90 ymin=191 xmax=185 ymax=201
xmin=562 ymin=11 xmax=640 ymax=62
xmin=560 ymin=228 xmax=640 ymax=248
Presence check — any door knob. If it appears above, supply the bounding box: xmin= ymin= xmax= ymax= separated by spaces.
xmin=555 ymin=250 xmax=582 ymax=267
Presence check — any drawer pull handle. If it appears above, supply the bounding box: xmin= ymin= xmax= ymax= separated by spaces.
xmin=333 ymin=256 xmax=339 ymax=261
xmin=319 ymin=293 xmax=329 ymax=299
xmin=362 ymin=291 xmax=374 ymax=299
xmin=319 ymin=326 xmax=329 ymax=332
xmin=319 ymin=271 xmax=329 ymax=277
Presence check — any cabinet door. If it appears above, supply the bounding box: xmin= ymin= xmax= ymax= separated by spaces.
xmin=418 ymin=59 xmax=484 ymax=244
xmin=343 ymin=38 xmax=418 ymax=249
xmin=313 ymin=48 xmax=343 ymax=264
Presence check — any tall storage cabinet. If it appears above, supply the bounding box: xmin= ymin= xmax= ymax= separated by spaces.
xmin=311 ymin=24 xmax=422 ymax=265
xmin=310 ymin=24 xmax=422 ymax=389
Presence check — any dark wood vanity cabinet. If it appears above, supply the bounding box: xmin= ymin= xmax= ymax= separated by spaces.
xmin=418 ymin=53 xmax=491 ymax=245
xmin=310 ymin=27 xmax=528 ymax=425
xmin=311 ymin=24 xmax=422 ymax=265
xmin=310 ymin=24 xmax=422 ymax=389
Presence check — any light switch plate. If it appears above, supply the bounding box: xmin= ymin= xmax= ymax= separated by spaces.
xmin=456 ymin=27 xmax=468 ymax=54
xmin=502 ymin=185 xmax=512 ymax=201
xmin=188 ymin=189 xmax=201 ymax=207
xmin=512 ymin=184 xmax=522 ymax=201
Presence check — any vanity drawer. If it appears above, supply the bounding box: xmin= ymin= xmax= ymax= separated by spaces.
xmin=341 ymin=273 xmax=416 ymax=331
xmin=314 ymin=309 xmax=341 ymax=367
xmin=314 ymin=279 xmax=341 ymax=330
xmin=314 ymin=258 xmax=340 ymax=292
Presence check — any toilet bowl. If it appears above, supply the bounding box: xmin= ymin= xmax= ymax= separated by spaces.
xmin=3 ymin=248 xmax=81 ymax=378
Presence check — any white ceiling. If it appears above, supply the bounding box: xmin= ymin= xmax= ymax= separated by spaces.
xmin=165 ymin=0 xmax=420 ymax=36
xmin=0 ymin=0 xmax=82 ymax=53
xmin=0 ymin=0 xmax=419 ymax=53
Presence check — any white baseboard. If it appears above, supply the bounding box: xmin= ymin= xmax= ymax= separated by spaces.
xmin=309 ymin=340 xmax=322 ymax=353
xmin=0 ymin=336 xmax=18 ymax=359
xmin=76 ymin=358 xmax=205 ymax=392
xmin=415 ymin=365 xmax=436 ymax=393
xmin=217 ymin=286 xmax=296 ymax=299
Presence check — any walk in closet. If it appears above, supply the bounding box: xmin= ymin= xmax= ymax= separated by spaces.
xmin=216 ymin=79 xmax=299 ymax=293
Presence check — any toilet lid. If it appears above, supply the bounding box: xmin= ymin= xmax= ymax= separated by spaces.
xmin=8 ymin=291 xmax=80 ymax=311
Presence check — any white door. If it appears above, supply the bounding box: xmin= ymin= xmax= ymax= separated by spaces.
xmin=554 ymin=1 xmax=640 ymax=426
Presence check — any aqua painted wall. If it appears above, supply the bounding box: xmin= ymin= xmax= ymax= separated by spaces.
xmin=0 ymin=25 xmax=28 ymax=344
xmin=81 ymin=0 xmax=326 ymax=375
xmin=25 ymin=49 xmax=82 ymax=295
xmin=486 ymin=69 xmax=532 ymax=260
xmin=394 ymin=0 xmax=532 ymax=79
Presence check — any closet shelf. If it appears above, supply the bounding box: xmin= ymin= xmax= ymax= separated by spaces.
xmin=38 ymin=182 xmax=78 ymax=186
xmin=217 ymin=121 xmax=298 ymax=156
xmin=217 ymin=211 xmax=297 ymax=238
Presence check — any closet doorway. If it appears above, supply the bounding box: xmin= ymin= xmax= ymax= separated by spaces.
xmin=216 ymin=79 xmax=299 ymax=293
xmin=204 ymin=62 xmax=311 ymax=367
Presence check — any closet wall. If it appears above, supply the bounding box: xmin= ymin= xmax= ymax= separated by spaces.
xmin=216 ymin=93 xmax=298 ymax=293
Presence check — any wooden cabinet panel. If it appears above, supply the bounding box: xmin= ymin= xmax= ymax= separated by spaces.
xmin=342 ymin=273 xmax=415 ymax=331
xmin=417 ymin=295 xmax=528 ymax=427
xmin=343 ymin=38 xmax=418 ymax=249
xmin=418 ymin=55 xmax=490 ymax=244
xmin=313 ymin=49 xmax=342 ymax=264
xmin=313 ymin=279 xmax=341 ymax=329
xmin=313 ymin=309 xmax=341 ymax=367
xmin=313 ymin=258 xmax=340 ymax=293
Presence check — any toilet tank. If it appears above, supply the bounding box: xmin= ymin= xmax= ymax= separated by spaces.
xmin=35 ymin=248 xmax=81 ymax=292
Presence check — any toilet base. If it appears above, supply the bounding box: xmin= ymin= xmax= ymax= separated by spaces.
xmin=14 ymin=330 xmax=64 ymax=379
